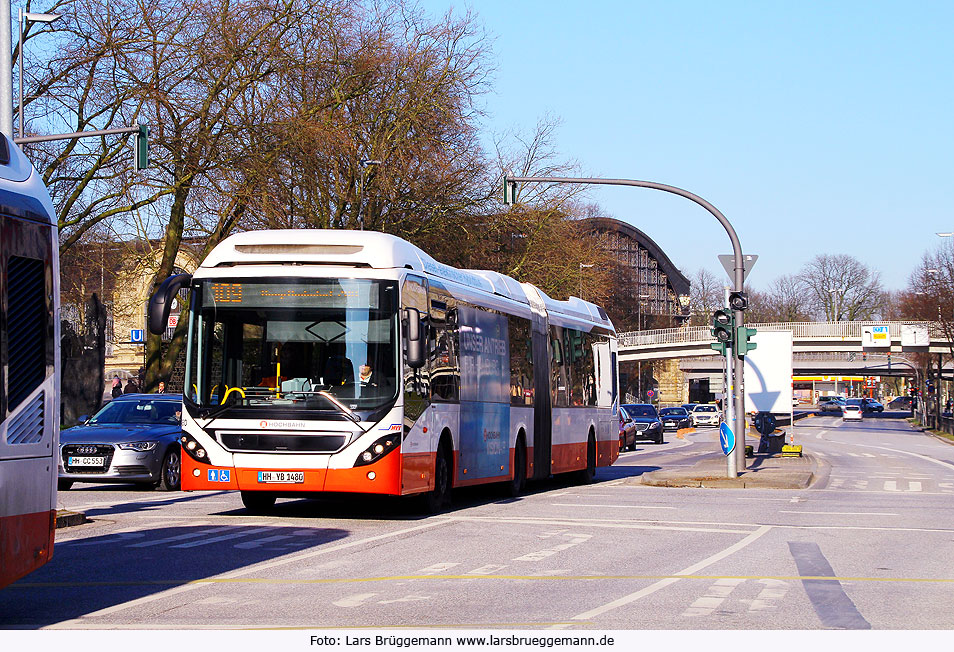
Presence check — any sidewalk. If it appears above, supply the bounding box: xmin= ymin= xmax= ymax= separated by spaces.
xmin=638 ymin=449 xmax=819 ymax=490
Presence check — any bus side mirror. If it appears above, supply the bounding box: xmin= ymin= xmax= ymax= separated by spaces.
xmin=403 ymin=308 xmax=425 ymax=369
xmin=147 ymin=273 xmax=192 ymax=335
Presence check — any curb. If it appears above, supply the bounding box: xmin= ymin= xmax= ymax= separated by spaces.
xmin=55 ymin=510 xmax=88 ymax=528
xmin=638 ymin=453 xmax=818 ymax=490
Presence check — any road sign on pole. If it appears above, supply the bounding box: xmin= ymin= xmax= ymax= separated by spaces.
xmin=719 ymin=422 xmax=735 ymax=456
xmin=718 ymin=254 xmax=757 ymax=284
xmin=130 ymin=329 xmax=144 ymax=344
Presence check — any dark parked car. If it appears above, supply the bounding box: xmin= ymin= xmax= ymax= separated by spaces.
xmin=658 ymin=407 xmax=692 ymax=431
xmin=58 ymin=394 xmax=183 ymax=491
xmin=619 ymin=405 xmax=638 ymax=451
xmin=621 ymin=403 xmax=664 ymax=445
xmin=887 ymin=396 xmax=913 ymax=410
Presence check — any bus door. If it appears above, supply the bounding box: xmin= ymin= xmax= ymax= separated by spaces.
xmin=530 ymin=315 xmax=551 ymax=480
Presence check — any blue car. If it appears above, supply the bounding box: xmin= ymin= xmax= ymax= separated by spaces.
xmin=58 ymin=394 xmax=182 ymax=491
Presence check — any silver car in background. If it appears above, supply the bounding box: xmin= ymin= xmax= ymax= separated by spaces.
xmin=58 ymin=394 xmax=183 ymax=491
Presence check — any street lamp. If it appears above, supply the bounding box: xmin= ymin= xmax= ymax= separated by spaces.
xmin=357 ymin=158 xmax=381 ymax=230
xmin=18 ymin=10 xmax=61 ymax=139
xmin=579 ymin=263 xmax=594 ymax=299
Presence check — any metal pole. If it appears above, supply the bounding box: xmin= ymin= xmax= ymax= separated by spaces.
xmin=17 ymin=7 xmax=22 ymax=138
xmin=505 ymin=175 xmax=750 ymax=474
xmin=0 ymin=0 xmax=12 ymax=137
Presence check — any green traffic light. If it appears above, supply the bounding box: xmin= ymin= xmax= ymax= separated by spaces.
xmin=134 ymin=123 xmax=149 ymax=171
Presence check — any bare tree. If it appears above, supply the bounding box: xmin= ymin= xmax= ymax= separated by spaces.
xmin=797 ymin=254 xmax=885 ymax=321
xmin=689 ymin=267 xmax=724 ymax=326
xmin=746 ymin=274 xmax=811 ymax=323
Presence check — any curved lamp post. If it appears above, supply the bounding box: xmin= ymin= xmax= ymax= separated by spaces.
xmin=18 ymin=10 xmax=61 ymax=138
xmin=503 ymin=175 xmax=748 ymax=476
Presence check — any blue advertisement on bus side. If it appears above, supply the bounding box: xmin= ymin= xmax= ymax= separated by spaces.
xmin=458 ymin=307 xmax=510 ymax=481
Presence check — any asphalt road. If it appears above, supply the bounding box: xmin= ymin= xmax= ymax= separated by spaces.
xmin=2 ymin=412 xmax=953 ymax=633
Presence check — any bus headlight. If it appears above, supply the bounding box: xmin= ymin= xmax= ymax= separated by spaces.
xmin=180 ymin=434 xmax=207 ymax=462
xmin=354 ymin=433 xmax=401 ymax=467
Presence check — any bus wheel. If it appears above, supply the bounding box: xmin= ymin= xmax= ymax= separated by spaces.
xmin=422 ymin=442 xmax=452 ymax=514
xmin=576 ymin=433 xmax=597 ymax=485
xmin=507 ymin=438 xmax=527 ymax=498
xmin=241 ymin=491 xmax=277 ymax=514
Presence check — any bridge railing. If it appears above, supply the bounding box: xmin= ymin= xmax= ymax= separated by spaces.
xmin=617 ymin=321 xmax=942 ymax=348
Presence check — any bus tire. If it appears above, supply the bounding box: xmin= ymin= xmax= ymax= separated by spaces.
xmin=507 ymin=436 xmax=527 ymax=497
xmin=422 ymin=438 xmax=452 ymax=514
xmin=576 ymin=432 xmax=597 ymax=485
xmin=241 ymin=491 xmax=277 ymax=514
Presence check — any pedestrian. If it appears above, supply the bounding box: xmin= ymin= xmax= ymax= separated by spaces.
xmin=157 ymin=381 xmax=166 ymax=394
xmin=123 ymin=377 xmax=140 ymax=394
xmin=111 ymin=377 xmax=123 ymax=399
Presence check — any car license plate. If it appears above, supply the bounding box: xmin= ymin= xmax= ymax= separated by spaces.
xmin=68 ymin=456 xmax=105 ymax=467
xmin=257 ymin=471 xmax=304 ymax=484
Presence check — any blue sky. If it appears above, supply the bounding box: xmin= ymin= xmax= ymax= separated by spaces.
xmin=417 ymin=0 xmax=954 ymax=292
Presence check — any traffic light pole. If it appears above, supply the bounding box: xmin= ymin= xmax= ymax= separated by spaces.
xmin=503 ymin=175 xmax=750 ymax=474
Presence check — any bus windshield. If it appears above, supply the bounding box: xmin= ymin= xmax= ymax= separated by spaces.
xmin=186 ymin=278 xmax=400 ymax=415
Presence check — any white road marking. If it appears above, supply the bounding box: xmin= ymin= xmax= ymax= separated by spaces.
xmin=234 ymin=534 xmax=296 ymax=549
xmin=681 ymin=577 xmax=744 ymax=617
xmin=551 ymin=503 xmax=675 ymax=510
xmin=416 ymin=562 xmax=460 ymax=574
xmin=907 ymin=481 xmax=923 ymax=492
xmin=50 ymin=518 xmax=455 ymax=624
xmin=884 ymin=481 xmax=899 ymax=492
xmin=570 ymin=525 xmax=772 ymax=622
xmin=333 ymin=593 xmax=378 ymax=608
xmin=128 ymin=526 xmax=230 ymax=547
xmin=467 ymin=564 xmax=507 ymax=575
xmin=514 ymin=534 xmax=591 ymax=562
xmin=746 ymin=579 xmax=790 ymax=612
xmin=377 ymin=594 xmax=430 ymax=605
xmin=779 ymin=511 xmax=898 ymax=516
xmin=172 ymin=526 xmax=274 ymax=548
xmin=852 ymin=444 xmax=954 ymax=473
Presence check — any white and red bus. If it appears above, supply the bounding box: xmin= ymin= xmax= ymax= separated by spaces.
xmin=0 ymin=133 xmax=59 ymax=587
xmin=149 ymin=230 xmax=618 ymax=512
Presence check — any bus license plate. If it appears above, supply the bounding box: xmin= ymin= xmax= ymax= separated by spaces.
xmin=68 ymin=456 xmax=105 ymax=467
xmin=257 ymin=471 xmax=304 ymax=484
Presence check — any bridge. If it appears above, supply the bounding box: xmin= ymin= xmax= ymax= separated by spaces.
xmin=618 ymin=321 xmax=951 ymax=372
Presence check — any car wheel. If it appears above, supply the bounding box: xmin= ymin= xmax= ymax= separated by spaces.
xmin=57 ymin=479 xmax=73 ymax=491
xmin=241 ymin=491 xmax=277 ymax=513
xmin=656 ymin=432 xmax=664 ymax=445
xmin=157 ymin=446 xmax=181 ymax=491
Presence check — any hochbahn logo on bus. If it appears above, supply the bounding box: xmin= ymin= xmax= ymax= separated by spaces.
xmin=259 ymin=420 xmax=306 ymax=429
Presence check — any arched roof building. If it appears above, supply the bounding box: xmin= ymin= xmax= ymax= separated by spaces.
xmin=581 ymin=217 xmax=691 ymax=329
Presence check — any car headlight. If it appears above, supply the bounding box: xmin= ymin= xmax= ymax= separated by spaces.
xmin=118 ymin=441 xmax=158 ymax=452
xmin=648 ymin=421 xmax=660 ymax=429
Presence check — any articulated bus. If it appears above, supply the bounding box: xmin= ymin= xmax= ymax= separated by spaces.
xmin=149 ymin=230 xmax=619 ymax=512
xmin=0 ymin=134 xmax=60 ymax=587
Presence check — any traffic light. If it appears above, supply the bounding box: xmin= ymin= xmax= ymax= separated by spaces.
xmin=735 ymin=326 xmax=757 ymax=358
xmin=728 ymin=291 xmax=749 ymax=311
xmin=710 ymin=309 xmax=733 ymax=356
xmin=502 ymin=175 xmax=517 ymax=205
xmin=134 ymin=122 xmax=149 ymax=171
